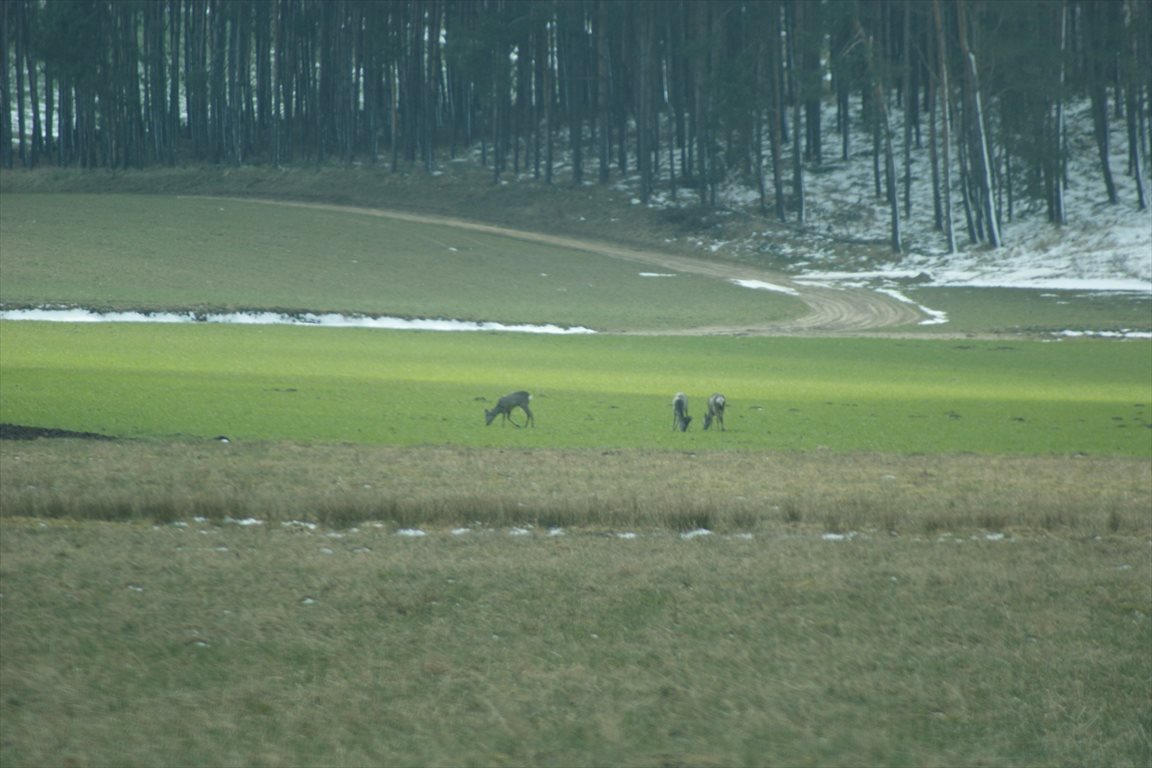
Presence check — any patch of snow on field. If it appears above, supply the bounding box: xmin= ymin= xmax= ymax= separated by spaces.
xmin=731 ymin=279 xmax=800 ymax=296
xmin=1057 ymin=329 xmax=1152 ymax=339
xmin=874 ymin=288 xmax=950 ymax=325
xmin=0 ymin=308 xmax=598 ymax=334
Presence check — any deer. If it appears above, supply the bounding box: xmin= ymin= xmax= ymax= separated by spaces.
xmin=703 ymin=393 xmax=726 ymax=431
xmin=485 ymin=390 xmax=535 ymax=427
xmin=672 ymin=392 xmax=692 ymax=431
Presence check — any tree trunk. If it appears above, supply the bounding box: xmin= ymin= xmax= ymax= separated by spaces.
xmin=1049 ymin=0 xmax=1068 ymax=224
xmin=787 ymin=1 xmax=805 ymax=223
xmin=928 ymin=72 xmax=941 ymax=229
xmin=14 ymin=0 xmax=27 ymax=166
xmin=902 ymin=0 xmax=913 ymax=219
xmin=956 ymin=0 xmax=1001 ymax=246
xmin=637 ymin=4 xmax=654 ymax=203
xmin=854 ymin=16 xmax=901 ymax=253
xmin=0 ymin=0 xmax=12 ymax=168
xmin=768 ymin=1 xmax=786 ymax=221
xmin=597 ymin=2 xmax=611 ymax=185
xmin=1126 ymin=82 xmax=1147 ymax=210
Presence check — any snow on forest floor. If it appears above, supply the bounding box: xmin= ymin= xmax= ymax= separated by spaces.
xmin=627 ymin=101 xmax=1151 ymax=296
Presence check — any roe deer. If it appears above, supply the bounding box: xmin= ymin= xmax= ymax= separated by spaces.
xmin=485 ymin=391 xmax=535 ymax=427
xmin=672 ymin=392 xmax=692 ymax=431
xmin=703 ymin=393 xmax=726 ymax=431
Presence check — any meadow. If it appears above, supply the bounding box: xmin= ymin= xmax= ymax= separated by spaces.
xmin=1 ymin=184 xmax=1150 ymax=767
xmin=2 ymin=519 xmax=1149 ymax=768
xmin=0 ymin=193 xmax=805 ymax=332
xmin=1 ymin=321 xmax=1150 ymax=455
xmin=900 ymin=285 xmax=1152 ymax=337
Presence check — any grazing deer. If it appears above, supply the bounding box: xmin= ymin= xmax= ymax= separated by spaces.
xmin=672 ymin=392 xmax=692 ymax=431
xmin=485 ymin=391 xmax=535 ymax=427
xmin=703 ymin=393 xmax=726 ymax=431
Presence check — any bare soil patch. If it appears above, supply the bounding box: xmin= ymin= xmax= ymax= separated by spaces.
xmin=0 ymin=423 xmax=116 ymax=441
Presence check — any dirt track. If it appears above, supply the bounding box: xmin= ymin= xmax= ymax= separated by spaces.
xmin=230 ymin=197 xmax=925 ymax=335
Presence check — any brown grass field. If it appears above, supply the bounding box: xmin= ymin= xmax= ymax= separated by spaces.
xmin=2 ymin=438 xmax=1151 ymax=766
xmin=2 ymin=439 xmax=1149 ymax=536
xmin=1 ymin=507 xmax=1149 ymax=768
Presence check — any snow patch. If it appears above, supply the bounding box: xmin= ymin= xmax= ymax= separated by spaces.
xmin=730 ymin=279 xmax=800 ymax=296
xmin=0 ymin=307 xmax=597 ymax=335
xmin=224 ymin=517 xmax=264 ymax=527
xmin=1056 ymin=329 xmax=1152 ymax=339
xmin=873 ymin=288 xmax=950 ymax=325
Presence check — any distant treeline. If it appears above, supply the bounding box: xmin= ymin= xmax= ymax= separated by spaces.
xmin=1 ymin=0 xmax=1148 ymax=250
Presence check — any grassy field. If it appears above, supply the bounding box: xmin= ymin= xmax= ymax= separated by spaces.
xmin=904 ymin=286 xmax=1152 ymax=336
xmin=2 ymin=519 xmax=1149 ymax=768
xmin=0 ymin=193 xmax=805 ymax=332
xmin=2 ymin=178 xmax=1151 ymax=767
xmin=1 ymin=322 xmax=1149 ymax=455
xmin=3 ymin=439 xmax=1148 ymax=535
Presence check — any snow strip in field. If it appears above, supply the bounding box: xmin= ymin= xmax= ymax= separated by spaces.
xmin=0 ymin=307 xmax=597 ymax=335
xmin=1057 ymin=329 xmax=1152 ymax=339
xmin=730 ymin=279 xmax=800 ymax=296
xmin=167 ymin=519 xmax=1026 ymax=544
xmin=873 ymin=287 xmax=950 ymax=325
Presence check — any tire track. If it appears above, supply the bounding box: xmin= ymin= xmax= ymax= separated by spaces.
xmin=225 ymin=197 xmax=925 ymax=335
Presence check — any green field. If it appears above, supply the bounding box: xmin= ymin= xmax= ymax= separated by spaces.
xmin=2 ymin=183 xmax=1150 ymax=768
xmin=0 ymin=193 xmax=804 ymax=331
xmin=1 ymin=322 xmax=1149 ymax=456
xmin=904 ymin=286 xmax=1152 ymax=336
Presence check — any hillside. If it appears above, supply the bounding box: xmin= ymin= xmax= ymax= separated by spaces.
xmin=3 ymin=101 xmax=1148 ymax=300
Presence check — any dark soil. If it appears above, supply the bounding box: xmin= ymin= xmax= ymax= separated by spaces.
xmin=0 ymin=424 xmax=116 ymax=441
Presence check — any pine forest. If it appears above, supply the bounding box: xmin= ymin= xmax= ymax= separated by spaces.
xmin=2 ymin=0 xmax=1148 ymax=253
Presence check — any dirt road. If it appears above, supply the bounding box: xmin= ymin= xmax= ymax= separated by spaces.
xmin=234 ymin=198 xmax=925 ymax=335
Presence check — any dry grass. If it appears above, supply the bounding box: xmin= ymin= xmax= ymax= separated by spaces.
xmin=1 ymin=516 xmax=1148 ymax=767
xmin=2 ymin=438 xmax=1148 ymax=537
xmin=3 ymin=441 xmax=1150 ymax=766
